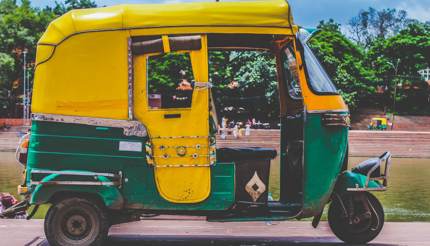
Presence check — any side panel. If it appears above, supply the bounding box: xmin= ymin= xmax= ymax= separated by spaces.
xmin=302 ymin=113 xmax=348 ymax=215
xmin=33 ymin=31 xmax=129 ymax=119
xmin=27 ymin=121 xmax=234 ymax=211
xmin=31 ymin=175 xmax=124 ymax=209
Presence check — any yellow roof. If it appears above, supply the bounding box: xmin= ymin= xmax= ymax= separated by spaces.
xmin=39 ymin=0 xmax=294 ymax=45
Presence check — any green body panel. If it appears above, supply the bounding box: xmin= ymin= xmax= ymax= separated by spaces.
xmin=27 ymin=121 xmax=235 ymax=211
xmin=31 ymin=174 xmax=124 ymax=209
xmin=302 ymin=113 xmax=348 ymax=215
xmin=335 ymin=171 xmax=382 ymax=193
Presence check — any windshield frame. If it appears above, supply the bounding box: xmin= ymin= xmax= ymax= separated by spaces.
xmin=296 ymin=35 xmax=339 ymax=96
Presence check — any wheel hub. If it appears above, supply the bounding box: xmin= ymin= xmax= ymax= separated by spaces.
xmin=65 ymin=214 xmax=89 ymax=238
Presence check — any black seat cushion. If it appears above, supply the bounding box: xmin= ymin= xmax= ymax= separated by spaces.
xmin=216 ymin=147 xmax=277 ymax=162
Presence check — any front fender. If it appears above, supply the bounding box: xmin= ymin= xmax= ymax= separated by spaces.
xmin=30 ymin=173 xmax=124 ymax=209
xmin=334 ymin=171 xmax=383 ymax=194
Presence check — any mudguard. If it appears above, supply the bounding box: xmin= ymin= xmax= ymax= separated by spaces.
xmin=334 ymin=171 xmax=383 ymax=194
xmin=30 ymin=173 xmax=124 ymax=209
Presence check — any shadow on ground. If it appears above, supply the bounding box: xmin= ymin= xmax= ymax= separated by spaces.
xmin=27 ymin=235 xmax=402 ymax=246
xmin=103 ymin=235 xmax=401 ymax=246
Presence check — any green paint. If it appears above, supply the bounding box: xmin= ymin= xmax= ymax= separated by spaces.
xmin=335 ymin=171 xmax=383 ymax=193
xmin=27 ymin=121 xmax=235 ymax=211
xmin=302 ymin=113 xmax=348 ymax=215
xmin=31 ymin=173 xmax=124 ymax=209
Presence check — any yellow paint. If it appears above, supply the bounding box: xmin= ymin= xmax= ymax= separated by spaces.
xmin=293 ymin=40 xmax=348 ymax=112
xmin=162 ymin=35 xmax=171 ymax=53
xmin=134 ymin=35 xmax=211 ymax=203
xmin=38 ymin=0 xmax=293 ymax=45
xmin=35 ymin=45 xmax=55 ymax=65
xmin=33 ymin=31 xmax=129 ymax=119
xmin=370 ymin=117 xmax=387 ymax=125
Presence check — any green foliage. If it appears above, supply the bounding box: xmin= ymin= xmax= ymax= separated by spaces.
xmin=366 ymin=22 xmax=430 ymax=113
xmin=0 ymin=52 xmax=14 ymax=115
xmin=308 ymin=20 xmax=377 ymax=110
xmin=348 ymin=7 xmax=411 ymax=48
xmin=307 ymin=17 xmax=429 ymax=114
xmin=0 ymin=0 xmax=97 ymax=117
xmin=0 ymin=0 xmax=56 ymax=117
xmin=209 ymin=51 xmax=279 ymax=121
xmin=53 ymin=0 xmax=97 ymax=15
xmin=0 ymin=52 xmax=14 ymax=85
xmin=147 ymin=53 xmax=194 ymax=93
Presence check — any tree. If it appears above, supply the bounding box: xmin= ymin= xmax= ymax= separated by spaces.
xmin=367 ymin=22 xmax=430 ymax=113
xmin=0 ymin=52 xmax=14 ymax=116
xmin=53 ymin=0 xmax=97 ymax=15
xmin=308 ymin=20 xmax=377 ymax=110
xmin=0 ymin=0 xmax=56 ymax=117
xmin=348 ymin=7 xmax=413 ymax=48
xmin=209 ymin=50 xmax=279 ymax=122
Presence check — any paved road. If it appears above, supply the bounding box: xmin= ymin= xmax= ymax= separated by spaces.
xmin=0 ymin=218 xmax=429 ymax=246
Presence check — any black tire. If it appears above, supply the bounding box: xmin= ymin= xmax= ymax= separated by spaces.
xmin=44 ymin=197 xmax=109 ymax=246
xmin=328 ymin=192 xmax=384 ymax=244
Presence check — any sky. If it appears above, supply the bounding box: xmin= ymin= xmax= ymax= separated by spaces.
xmin=32 ymin=0 xmax=430 ymax=27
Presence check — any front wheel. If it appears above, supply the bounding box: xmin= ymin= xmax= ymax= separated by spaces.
xmin=328 ymin=192 xmax=384 ymax=244
xmin=44 ymin=197 xmax=109 ymax=246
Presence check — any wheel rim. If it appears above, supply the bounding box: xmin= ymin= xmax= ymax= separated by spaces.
xmin=61 ymin=211 xmax=92 ymax=240
xmin=331 ymin=193 xmax=382 ymax=235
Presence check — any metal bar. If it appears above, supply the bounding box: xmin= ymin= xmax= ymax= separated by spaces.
xmin=128 ymin=37 xmax=134 ymax=120
xmin=31 ymin=169 xmax=119 ymax=178
xmin=31 ymin=181 xmax=119 ymax=186
xmin=32 ymin=113 xmax=147 ymax=137
xmin=153 ymin=154 xmax=210 ymax=158
xmin=347 ymin=187 xmax=387 ymax=192
xmin=151 ymin=136 xmax=208 ymax=139
xmin=23 ymin=50 xmax=28 ymax=121
xmin=152 ymin=163 xmax=213 ymax=168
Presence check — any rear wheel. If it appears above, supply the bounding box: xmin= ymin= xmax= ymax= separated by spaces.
xmin=44 ymin=197 xmax=109 ymax=246
xmin=328 ymin=192 xmax=384 ymax=244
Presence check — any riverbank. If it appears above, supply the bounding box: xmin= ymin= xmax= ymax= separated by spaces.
xmin=1 ymin=218 xmax=429 ymax=245
xmin=217 ymin=129 xmax=430 ymax=158
xmin=1 ymin=129 xmax=430 ymax=158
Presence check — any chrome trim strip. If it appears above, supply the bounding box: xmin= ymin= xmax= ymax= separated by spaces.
xmin=31 ymin=181 xmax=118 ymax=186
xmin=31 ymin=169 xmax=119 ymax=178
xmin=347 ymin=187 xmax=387 ymax=192
xmin=32 ymin=113 xmax=147 ymax=137
xmin=321 ymin=113 xmax=351 ymax=127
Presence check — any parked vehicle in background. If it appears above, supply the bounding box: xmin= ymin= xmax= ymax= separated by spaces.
xmin=368 ymin=117 xmax=388 ymax=130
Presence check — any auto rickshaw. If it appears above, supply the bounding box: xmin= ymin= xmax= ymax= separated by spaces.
xmin=368 ymin=117 xmax=388 ymax=130
xmin=6 ymin=1 xmax=392 ymax=245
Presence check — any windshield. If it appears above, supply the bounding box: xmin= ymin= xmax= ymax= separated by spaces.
xmin=299 ymin=37 xmax=338 ymax=94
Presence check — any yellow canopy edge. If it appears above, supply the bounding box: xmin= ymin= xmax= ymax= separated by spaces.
xmin=39 ymin=0 xmax=294 ymax=45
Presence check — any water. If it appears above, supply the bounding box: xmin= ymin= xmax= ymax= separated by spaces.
xmin=268 ymin=157 xmax=430 ymax=222
xmin=1 ymin=152 xmax=429 ymax=221
xmin=349 ymin=157 xmax=430 ymax=222
xmin=0 ymin=152 xmax=24 ymax=198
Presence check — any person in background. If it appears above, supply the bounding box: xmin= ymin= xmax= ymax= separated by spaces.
xmin=245 ymin=123 xmax=251 ymax=136
xmin=232 ymin=124 xmax=239 ymax=139
xmin=220 ymin=117 xmax=228 ymax=139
